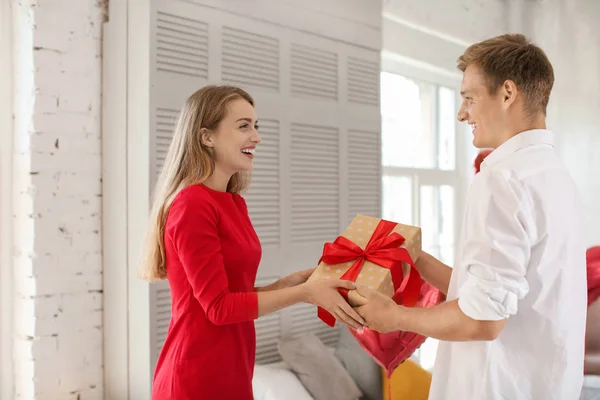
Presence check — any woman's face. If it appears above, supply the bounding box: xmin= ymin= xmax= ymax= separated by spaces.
xmin=204 ymin=98 xmax=261 ymax=175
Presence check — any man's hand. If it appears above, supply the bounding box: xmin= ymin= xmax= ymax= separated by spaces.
xmin=354 ymin=285 xmax=404 ymax=333
xmin=356 ymin=285 xmax=507 ymax=341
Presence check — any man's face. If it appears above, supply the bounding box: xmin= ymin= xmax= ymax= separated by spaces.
xmin=457 ymin=64 xmax=506 ymax=149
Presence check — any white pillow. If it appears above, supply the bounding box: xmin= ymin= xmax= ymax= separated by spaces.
xmin=277 ymin=334 xmax=363 ymax=400
xmin=253 ymin=364 xmax=315 ymax=400
xmin=584 ymin=374 xmax=600 ymax=388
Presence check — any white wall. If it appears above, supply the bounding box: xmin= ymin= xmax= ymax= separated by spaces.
xmin=385 ymin=0 xmax=508 ymax=44
xmin=3 ymin=0 xmax=105 ymax=398
xmin=525 ymin=0 xmax=600 ymax=247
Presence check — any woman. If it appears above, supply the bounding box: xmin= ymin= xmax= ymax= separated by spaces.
xmin=138 ymin=85 xmax=364 ymax=400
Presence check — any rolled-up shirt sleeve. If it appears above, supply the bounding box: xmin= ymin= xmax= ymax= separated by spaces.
xmin=457 ymin=170 xmax=532 ymax=321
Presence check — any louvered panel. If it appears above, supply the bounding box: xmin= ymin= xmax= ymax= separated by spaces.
xmin=291 ymin=161 xmax=339 ymax=171
xmin=154 ymin=108 xmax=179 ymax=181
xmin=290 ymin=124 xmax=339 ymax=244
xmin=289 ymin=303 xmax=340 ymax=347
xmin=291 ymin=44 xmax=338 ymax=100
xmin=347 ymin=56 xmax=379 ymax=107
xmin=245 ymin=119 xmax=280 ymax=246
xmin=221 ymin=27 xmax=279 ymax=90
xmin=348 ymin=129 xmax=381 ymax=223
xmin=255 ymin=276 xmax=282 ymax=364
xmin=155 ymin=11 xmax=208 ymax=78
xmin=155 ymin=287 xmax=172 ymax=357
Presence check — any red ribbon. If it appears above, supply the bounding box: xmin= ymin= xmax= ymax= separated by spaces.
xmin=317 ymin=219 xmax=422 ymax=327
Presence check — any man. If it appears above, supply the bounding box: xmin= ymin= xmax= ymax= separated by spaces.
xmin=355 ymin=34 xmax=588 ymax=399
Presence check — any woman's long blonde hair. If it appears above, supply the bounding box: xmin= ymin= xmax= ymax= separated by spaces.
xmin=139 ymin=85 xmax=254 ymax=281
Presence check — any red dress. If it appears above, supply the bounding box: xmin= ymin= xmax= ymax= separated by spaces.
xmin=152 ymin=184 xmax=261 ymax=400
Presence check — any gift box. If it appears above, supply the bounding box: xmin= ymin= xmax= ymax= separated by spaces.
xmin=307 ymin=214 xmax=422 ymax=326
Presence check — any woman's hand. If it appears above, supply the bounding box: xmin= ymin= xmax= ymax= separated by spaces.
xmin=279 ymin=267 xmax=316 ymax=288
xmin=300 ymin=279 xmax=366 ymax=330
xmin=255 ymin=268 xmax=316 ymax=292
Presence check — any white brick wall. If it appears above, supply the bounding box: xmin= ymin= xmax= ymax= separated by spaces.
xmin=11 ymin=0 xmax=104 ymax=398
xmin=1 ymin=0 xmax=14 ymax=398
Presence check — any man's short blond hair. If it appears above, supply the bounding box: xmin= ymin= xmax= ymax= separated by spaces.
xmin=457 ymin=34 xmax=554 ymax=117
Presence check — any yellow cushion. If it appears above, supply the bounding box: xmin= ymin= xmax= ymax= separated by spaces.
xmin=382 ymin=359 xmax=432 ymax=400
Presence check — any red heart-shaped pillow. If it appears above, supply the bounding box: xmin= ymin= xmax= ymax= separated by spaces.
xmin=348 ymin=281 xmax=445 ymax=377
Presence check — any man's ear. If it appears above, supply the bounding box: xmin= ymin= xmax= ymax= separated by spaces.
xmin=200 ymin=128 xmax=213 ymax=148
xmin=501 ymin=79 xmax=518 ymax=108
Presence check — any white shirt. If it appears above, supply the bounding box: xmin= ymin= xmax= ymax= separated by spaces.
xmin=429 ymin=129 xmax=587 ymax=400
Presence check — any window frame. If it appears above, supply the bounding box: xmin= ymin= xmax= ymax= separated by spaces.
xmin=380 ymin=51 xmax=472 ymax=369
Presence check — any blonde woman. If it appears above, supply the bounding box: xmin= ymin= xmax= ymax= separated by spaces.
xmin=139 ymin=85 xmax=364 ymax=400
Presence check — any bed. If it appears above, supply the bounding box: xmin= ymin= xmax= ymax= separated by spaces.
xmin=252 ymin=311 xmax=383 ymax=400
xmin=582 ymin=375 xmax=600 ymax=400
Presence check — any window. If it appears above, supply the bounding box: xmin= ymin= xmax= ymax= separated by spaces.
xmin=381 ymin=70 xmax=462 ymax=370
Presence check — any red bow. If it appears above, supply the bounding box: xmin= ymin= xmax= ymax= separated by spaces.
xmin=317 ymin=219 xmax=422 ymax=327
xmin=588 ymin=246 xmax=600 ymax=306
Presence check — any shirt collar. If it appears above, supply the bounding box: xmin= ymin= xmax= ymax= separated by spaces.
xmin=481 ymin=129 xmax=554 ymax=171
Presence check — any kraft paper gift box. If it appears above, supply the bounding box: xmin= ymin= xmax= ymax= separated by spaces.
xmin=307 ymin=214 xmax=422 ymax=310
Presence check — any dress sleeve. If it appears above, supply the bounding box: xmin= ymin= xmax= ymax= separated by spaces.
xmin=167 ymin=187 xmax=258 ymax=325
xmin=457 ymin=170 xmax=532 ymax=321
